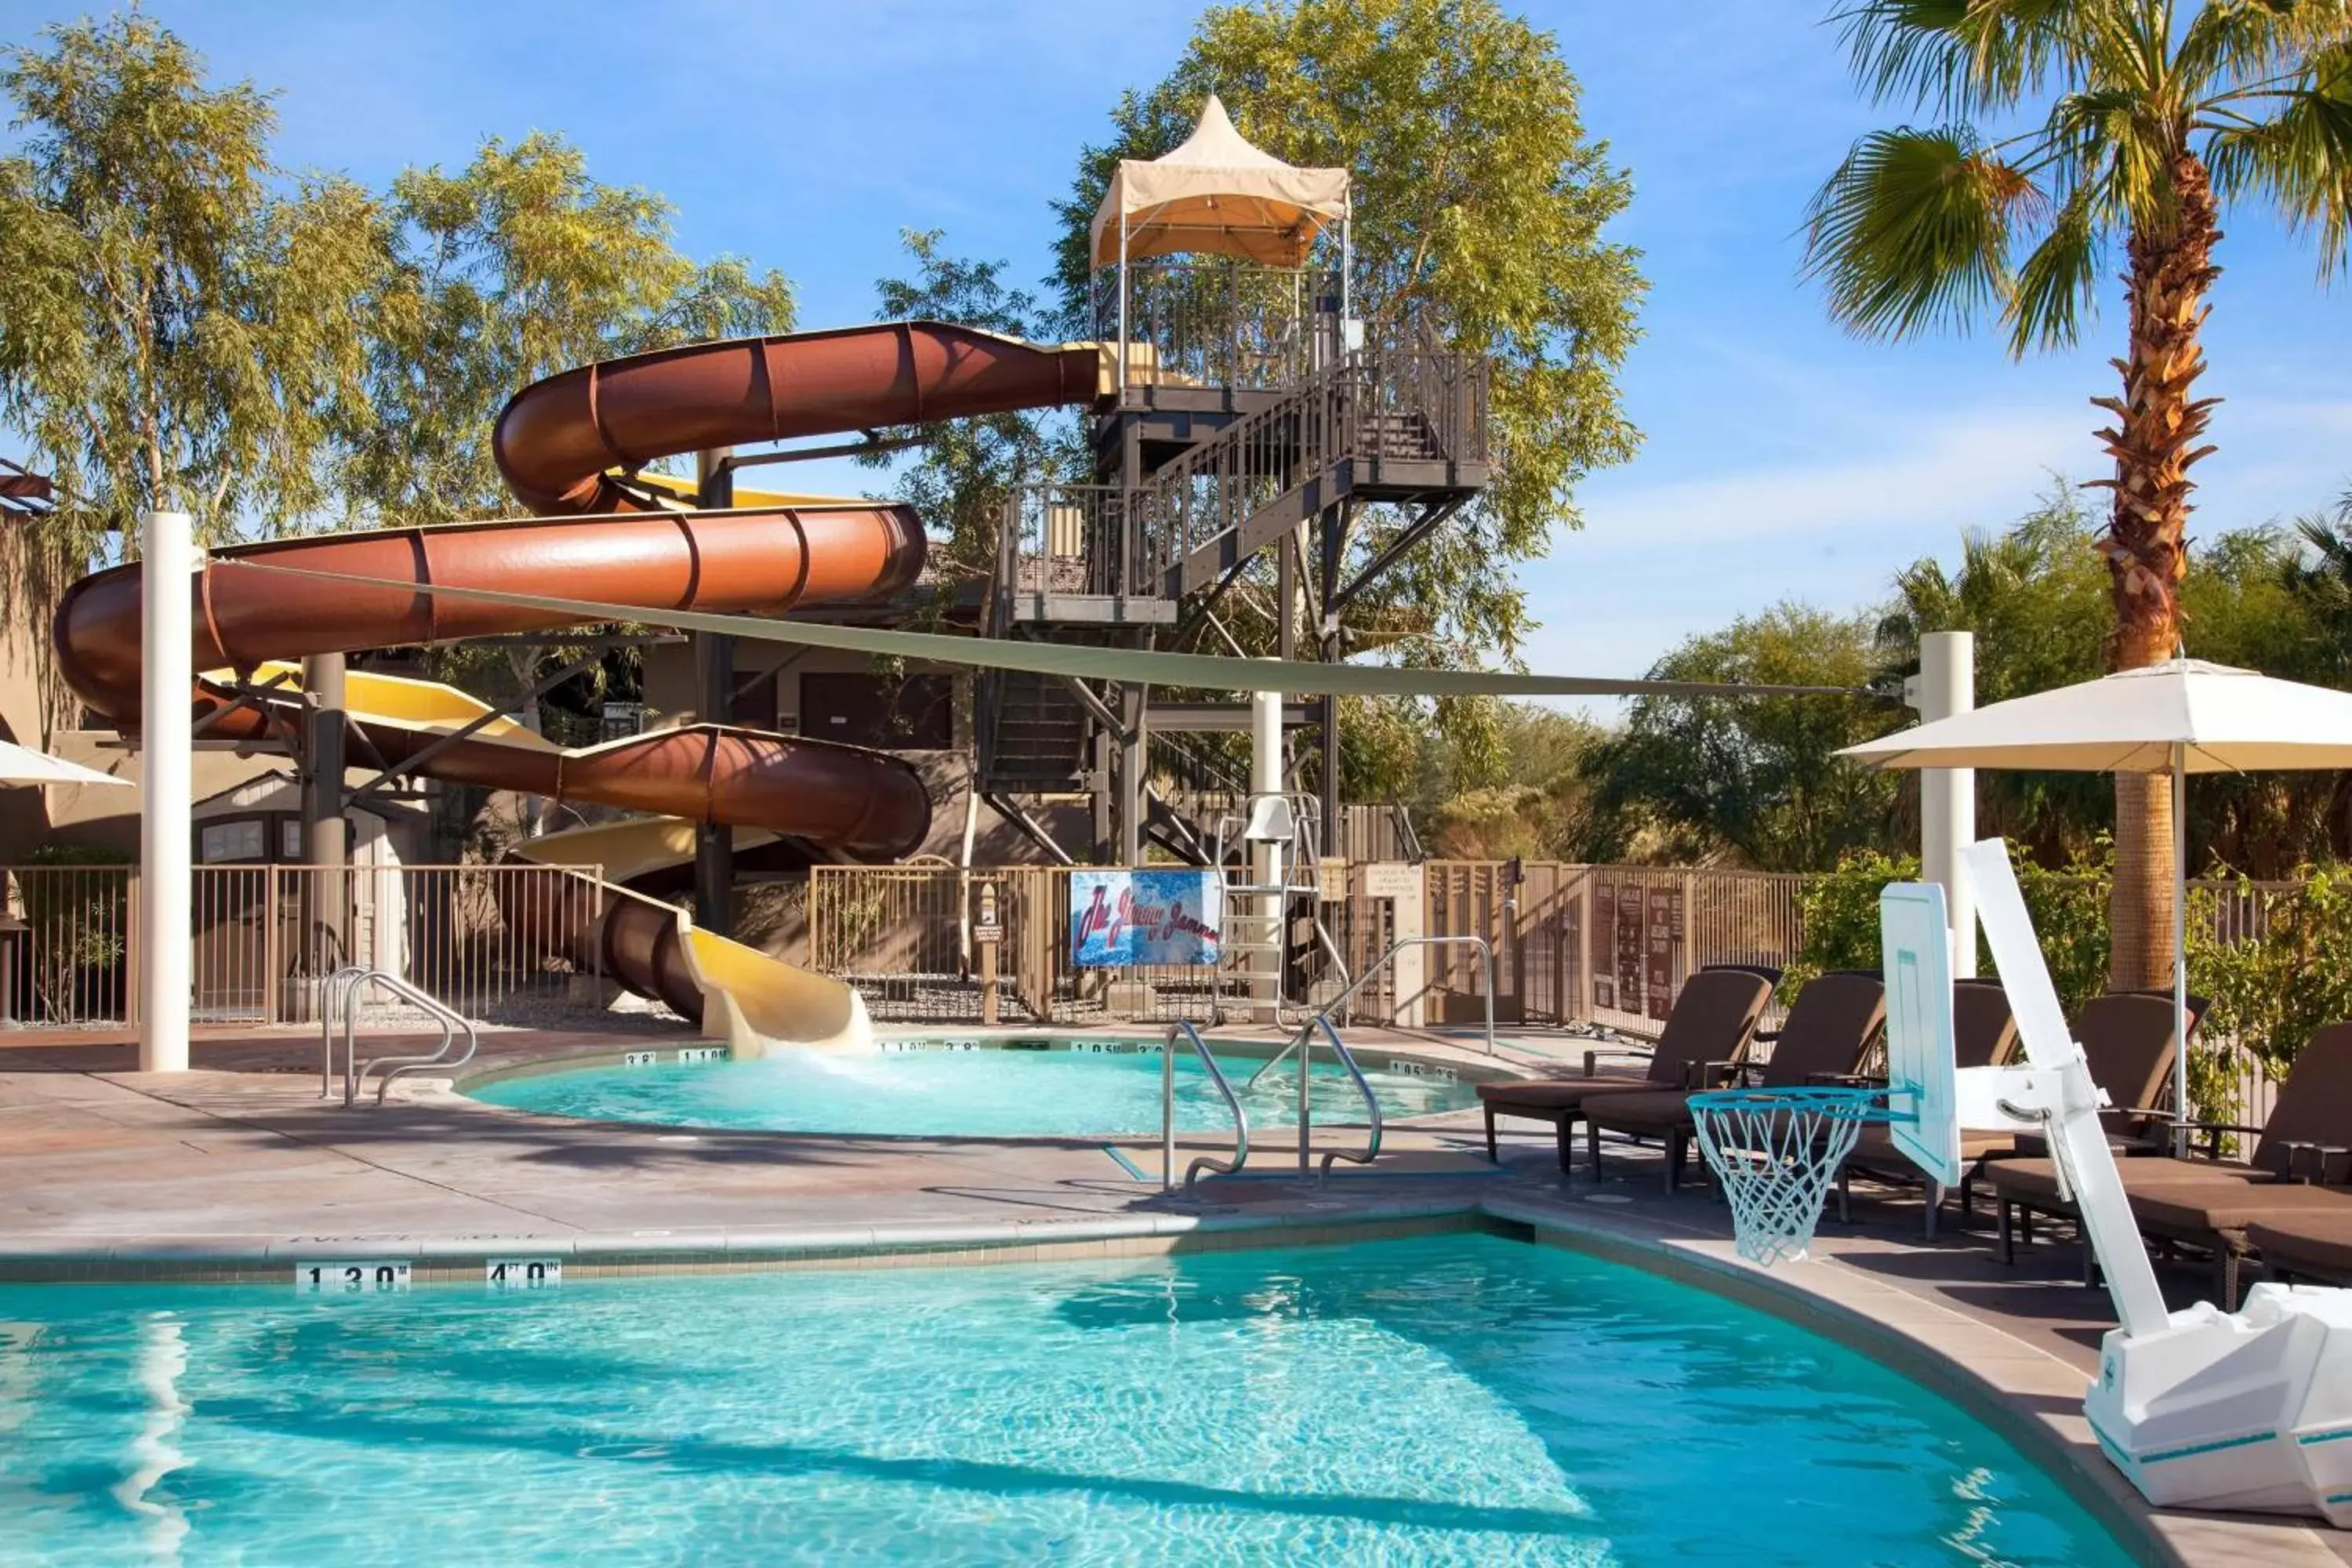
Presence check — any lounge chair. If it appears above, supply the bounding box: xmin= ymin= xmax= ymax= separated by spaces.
xmin=1583 ymin=969 xmax=1888 ymax=1193
xmin=1990 ymin=990 xmax=2194 ymax=1175
xmin=2245 ymin=1214 xmax=2352 ymax=1287
xmin=1475 ymin=967 xmax=1775 ymax=1172
xmin=1836 ymin=978 xmax=2019 ymax=1234
xmin=1990 ymin=1021 xmax=2352 ymax=1309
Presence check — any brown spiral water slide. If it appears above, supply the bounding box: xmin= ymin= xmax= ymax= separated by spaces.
xmin=53 ymin=321 xmax=1108 ymax=1044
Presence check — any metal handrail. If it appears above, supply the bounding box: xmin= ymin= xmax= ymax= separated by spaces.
xmin=318 ymin=964 xmax=374 ymax=1097
xmin=333 ymin=970 xmax=478 ymax=1106
xmin=1296 ymin=1014 xmax=1383 ymax=1182
xmin=1246 ymin=933 xmax=1497 ymax=1089
xmin=1161 ymin=1021 xmax=1250 ymax=1193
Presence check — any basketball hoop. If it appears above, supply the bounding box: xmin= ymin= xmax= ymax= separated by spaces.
xmin=1689 ymin=1087 xmax=1886 ymax=1265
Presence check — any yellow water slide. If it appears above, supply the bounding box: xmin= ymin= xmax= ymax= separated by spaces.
xmin=264 ymin=662 xmax=873 ymax=1054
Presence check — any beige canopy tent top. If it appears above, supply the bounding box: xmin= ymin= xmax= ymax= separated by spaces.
xmin=1088 ymin=95 xmax=1350 ymax=268
xmin=1089 ymin=96 xmax=1352 ymax=395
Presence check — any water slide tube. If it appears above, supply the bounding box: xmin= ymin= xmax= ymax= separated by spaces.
xmin=53 ymin=322 xmax=1107 ymax=1048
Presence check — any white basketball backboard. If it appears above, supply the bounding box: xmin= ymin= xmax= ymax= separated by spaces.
xmin=1879 ymin=882 xmax=1960 ymax=1188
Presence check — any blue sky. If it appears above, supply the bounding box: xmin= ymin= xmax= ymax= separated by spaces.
xmin=5 ymin=0 xmax=2348 ymax=694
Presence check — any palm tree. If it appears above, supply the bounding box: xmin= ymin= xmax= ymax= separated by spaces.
xmin=1803 ymin=1 xmax=2352 ymax=991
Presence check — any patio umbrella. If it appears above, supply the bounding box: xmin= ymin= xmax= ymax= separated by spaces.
xmin=0 ymin=739 xmax=131 ymax=788
xmin=1839 ymin=657 xmax=2352 ymax=1142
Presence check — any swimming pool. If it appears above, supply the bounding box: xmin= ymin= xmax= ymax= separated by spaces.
xmin=0 ymin=1234 xmax=2126 ymax=1565
xmin=468 ymin=1037 xmax=1479 ymax=1136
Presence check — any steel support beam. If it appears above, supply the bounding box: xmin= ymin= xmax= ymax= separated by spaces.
xmin=302 ymin=652 xmax=350 ymax=976
xmin=1327 ymin=495 xmax=1466 ymax=614
xmin=1119 ymin=674 xmax=1146 ymax=866
xmin=1319 ymin=502 xmax=1346 ymax=837
xmin=343 ymin=649 xmax=604 ymax=804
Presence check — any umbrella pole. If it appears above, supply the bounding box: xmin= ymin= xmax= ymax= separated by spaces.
xmin=2172 ymin=744 xmax=2190 ymax=1157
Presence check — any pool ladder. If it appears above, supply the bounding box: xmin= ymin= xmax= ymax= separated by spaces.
xmin=1243 ymin=935 xmax=1497 ymax=1095
xmin=1161 ymin=1021 xmax=1248 ymax=1193
xmin=1158 ymin=1013 xmax=1388 ymax=1192
xmin=318 ymin=966 xmax=479 ymax=1106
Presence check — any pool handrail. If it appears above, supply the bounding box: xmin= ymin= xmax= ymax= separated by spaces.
xmin=1298 ymin=1013 xmax=1383 ymax=1182
xmin=1161 ymin=1020 xmax=1249 ymax=1193
xmin=318 ymin=964 xmax=375 ymax=1097
xmin=1246 ymin=933 xmax=1497 ymax=1091
xmin=330 ymin=969 xmax=478 ymax=1105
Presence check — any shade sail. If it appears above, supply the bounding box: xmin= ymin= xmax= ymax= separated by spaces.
xmin=220 ymin=558 xmax=1857 ymax=702
xmin=0 ymin=738 xmax=129 ymax=787
xmin=1838 ymin=660 xmax=2352 ymax=775
xmin=1088 ymin=95 xmax=1349 ymax=269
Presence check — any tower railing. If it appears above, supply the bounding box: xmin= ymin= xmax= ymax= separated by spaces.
xmin=1094 ymin=259 xmax=1337 ymax=393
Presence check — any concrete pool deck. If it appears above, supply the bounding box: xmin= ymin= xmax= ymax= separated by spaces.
xmin=0 ymin=1022 xmax=2343 ymax=1566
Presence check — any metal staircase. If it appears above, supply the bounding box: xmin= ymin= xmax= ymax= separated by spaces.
xmin=982 ymin=669 xmax=1091 ymax=792
xmin=976 ymin=318 xmax=1489 ymax=864
xmin=997 ymin=325 xmax=1489 ymax=621
xmin=1129 ymin=336 xmax=1482 ymax=600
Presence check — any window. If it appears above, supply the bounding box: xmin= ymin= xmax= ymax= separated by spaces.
xmin=198 ymin=819 xmax=265 ymax=863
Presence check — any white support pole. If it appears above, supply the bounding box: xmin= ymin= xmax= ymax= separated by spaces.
xmin=1915 ymin=632 xmax=1977 ymax=978
xmin=1116 ymin=216 xmax=1129 ymax=403
xmin=1250 ymin=690 xmax=1283 ymax=1022
xmin=1339 ymin=207 xmax=1353 ymax=354
xmin=2172 ymin=745 xmax=2190 ymax=1155
xmin=139 ymin=510 xmax=194 ymax=1073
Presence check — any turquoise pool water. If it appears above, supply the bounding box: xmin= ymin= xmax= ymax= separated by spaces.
xmin=0 ymin=1235 xmax=2126 ymax=1566
xmin=469 ymin=1041 xmax=1477 ymax=1136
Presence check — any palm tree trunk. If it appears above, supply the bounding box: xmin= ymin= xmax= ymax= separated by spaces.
xmin=2092 ymin=152 xmax=2220 ymax=993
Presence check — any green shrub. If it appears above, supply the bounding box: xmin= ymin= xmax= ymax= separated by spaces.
xmin=1786 ymin=848 xmax=2352 ymax=1127
xmin=2190 ymin=865 xmax=2352 ymax=1084
xmin=1785 ymin=844 xmax=2109 ymax=1016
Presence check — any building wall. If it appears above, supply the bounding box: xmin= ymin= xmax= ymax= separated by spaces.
xmin=642 ymin=641 xmax=971 ymax=750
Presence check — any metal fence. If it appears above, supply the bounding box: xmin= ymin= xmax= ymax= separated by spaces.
xmin=0 ymin=862 xmax=133 ymax=1028
xmin=803 ymin=860 xmax=1817 ymax=1034
xmin=808 ymin=865 xmax=1255 ymax=1026
xmin=0 ymin=862 xmax=603 ymax=1031
xmin=1419 ymin=862 xmax=1812 ymax=1033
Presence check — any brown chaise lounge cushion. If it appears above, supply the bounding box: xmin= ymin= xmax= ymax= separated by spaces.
xmin=1996 ymin=1018 xmax=2352 ymax=1213
xmin=1995 ymin=1023 xmax=2352 ymax=1306
xmin=1588 ymin=970 xmax=1889 ymax=1142
xmin=1472 ymin=1073 xmax=1651 ymax=1112
xmin=2126 ymin=1180 xmax=2352 ymax=1238
xmin=1987 ymin=1156 xmax=2261 ymax=1207
xmin=2247 ymin=1217 xmax=2352 ymax=1279
xmin=1849 ymin=1125 xmax=2018 ymax=1167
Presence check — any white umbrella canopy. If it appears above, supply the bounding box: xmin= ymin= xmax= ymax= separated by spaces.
xmin=1841 ymin=659 xmax=2352 ymax=772
xmin=1839 ymin=657 xmax=2352 ymax=1145
xmin=0 ymin=739 xmax=131 ymax=787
